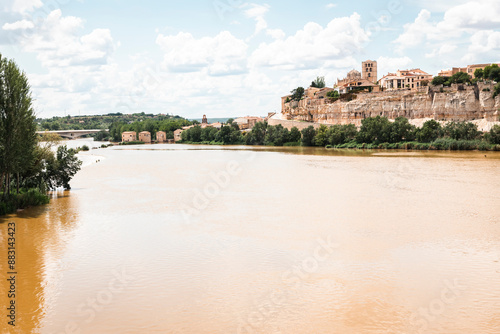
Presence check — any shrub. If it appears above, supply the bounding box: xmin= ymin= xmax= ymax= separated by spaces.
xmin=81 ymin=145 xmax=90 ymax=151
xmin=488 ymin=125 xmax=500 ymax=144
xmin=0 ymin=189 xmax=50 ymax=216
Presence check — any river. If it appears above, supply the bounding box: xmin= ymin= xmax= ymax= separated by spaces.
xmin=1 ymin=141 xmax=499 ymax=333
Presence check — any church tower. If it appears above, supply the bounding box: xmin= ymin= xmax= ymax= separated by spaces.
xmin=362 ymin=60 xmax=378 ymax=84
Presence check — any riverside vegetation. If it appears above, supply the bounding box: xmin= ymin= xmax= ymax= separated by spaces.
xmin=0 ymin=54 xmax=82 ymax=216
xmin=178 ymin=117 xmax=500 ymax=150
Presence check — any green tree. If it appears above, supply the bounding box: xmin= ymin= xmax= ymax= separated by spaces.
xmin=327 ymin=124 xmax=357 ymax=145
xmin=301 ymin=126 xmax=316 ymax=146
xmin=290 ymin=87 xmax=305 ymax=101
xmin=314 ymin=125 xmax=329 ymax=146
xmin=416 ymin=119 xmax=442 ymax=143
xmin=487 ymin=124 xmax=500 ymax=144
xmin=448 ymin=72 xmax=471 ymax=84
xmin=201 ymin=126 xmax=217 ymax=142
xmin=389 ymin=117 xmax=416 ymax=142
xmin=443 ymin=121 xmax=480 ymax=140
xmin=245 ymin=121 xmax=267 ymax=145
xmin=45 ymin=146 xmax=82 ymax=190
xmin=431 ymin=76 xmax=446 ymax=86
xmin=0 ymin=54 xmax=37 ymax=196
xmin=494 ymin=82 xmax=500 ymax=98
xmin=356 ymin=116 xmax=391 ymax=143
xmin=474 ymin=68 xmax=484 ymax=80
xmin=265 ymin=124 xmax=289 ymax=146
xmin=311 ymin=76 xmax=326 ymax=88
xmin=483 ymin=64 xmax=500 ymax=81
xmin=289 ymin=126 xmax=301 ymax=143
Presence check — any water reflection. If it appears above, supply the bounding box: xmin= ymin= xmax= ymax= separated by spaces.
xmin=0 ymin=192 xmax=79 ymax=333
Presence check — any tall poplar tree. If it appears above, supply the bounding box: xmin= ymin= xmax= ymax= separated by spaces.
xmin=0 ymin=53 xmax=37 ymax=196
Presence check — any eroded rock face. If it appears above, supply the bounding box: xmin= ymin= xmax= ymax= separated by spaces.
xmin=283 ymin=83 xmax=500 ymax=128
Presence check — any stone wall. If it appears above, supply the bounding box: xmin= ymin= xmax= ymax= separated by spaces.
xmin=267 ymin=117 xmax=322 ymax=131
xmin=282 ymin=83 xmax=500 ymax=130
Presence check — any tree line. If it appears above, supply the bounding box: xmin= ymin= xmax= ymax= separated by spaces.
xmin=109 ymin=117 xmax=193 ymax=142
xmin=179 ymin=116 xmax=500 ymax=151
xmin=0 ymin=54 xmax=81 ymax=216
xmin=431 ymin=64 xmax=500 ymax=96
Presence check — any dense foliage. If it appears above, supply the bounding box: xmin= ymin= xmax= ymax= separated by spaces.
xmin=290 ymin=87 xmax=305 ymax=101
xmin=240 ymin=117 xmax=499 ymax=151
xmin=432 ymin=72 xmax=471 ymax=86
xmin=0 ymin=54 xmax=81 ymax=215
xmin=110 ymin=117 xmax=192 ymax=142
xmin=310 ymin=76 xmax=326 ymax=88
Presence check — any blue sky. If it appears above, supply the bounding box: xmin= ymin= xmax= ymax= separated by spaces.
xmin=1 ymin=0 xmax=499 ymax=118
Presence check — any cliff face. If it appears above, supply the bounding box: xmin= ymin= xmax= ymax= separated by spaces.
xmin=283 ymin=83 xmax=500 ymax=127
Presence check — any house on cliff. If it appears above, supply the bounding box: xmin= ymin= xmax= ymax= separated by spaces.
xmin=439 ymin=63 xmax=500 ymax=79
xmin=379 ymin=69 xmax=432 ymax=91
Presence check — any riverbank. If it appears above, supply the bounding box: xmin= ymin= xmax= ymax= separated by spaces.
xmin=0 ymin=189 xmax=50 ymax=216
xmin=178 ymin=138 xmax=500 ymax=151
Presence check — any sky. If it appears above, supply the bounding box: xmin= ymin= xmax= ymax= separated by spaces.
xmin=0 ymin=0 xmax=499 ymax=119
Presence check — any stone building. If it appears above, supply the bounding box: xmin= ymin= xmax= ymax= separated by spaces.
xmin=338 ymin=78 xmax=378 ymax=94
xmin=138 ymin=131 xmax=151 ymax=143
xmin=362 ymin=60 xmax=378 ymax=84
xmin=379 ymin=69 xmax=432 ymax=90
xmin=336 ymin=69 xmax=362 ymax=87
xmin=156 ymin=131 xmax=167 ymax=143
xmin=174 ymin=129 xmax=183 ymax=142
xmin=438 ymin=63 xmax=500 ymax=79
xmin=121 ymin=131 xmax=136 ymax=142
xmin=234 ymin=116 xmax=264 ymax=130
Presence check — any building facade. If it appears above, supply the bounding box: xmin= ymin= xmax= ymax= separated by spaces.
xmin=379 ymin=69 xmax=432 ymax=90
xmin=438 ymin=63 xmax=500 ymax=79
xmin=121 ymin=131 xmax=136 ymax=142
xmin=156 ymin=131 xmax=167 ymax=143
xmin=362 ymin=60 xmax=378 ymax=84
xmin=138 ymin=131 xmax=151 ymax=143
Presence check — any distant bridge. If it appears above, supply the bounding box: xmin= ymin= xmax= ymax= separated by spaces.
xmin=36 ymin=129 xmax=108 ymax=139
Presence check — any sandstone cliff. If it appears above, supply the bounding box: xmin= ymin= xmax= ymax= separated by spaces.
xmin=282 ymin=83 xmax=500 ymax=131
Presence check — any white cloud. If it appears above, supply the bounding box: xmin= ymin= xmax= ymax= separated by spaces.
xmin=16 ymin=10 xmax=115 ymax=67
xmin=326 ymin=3 xmax=337 ymax=9
xmin=462 ymin=30 xmax=500 ymax=62
xmin=156 ymin=30 xmax=248 ymax=76
xmin=2 ymin=19 xmax=34 ymax=30
xmin=438 ymin=0 xmax=500 ymax=30
xmin=249 ymin=14 xmax=369 ymax=70
xmin=394 ymin=0 xmax=500 ymax=55
xmin=425 ymin=44 xmax=457 ymax=58
xmin=244 ymin=3 xmax=270 ymax=37
xmin=266 ymin=28 xmax=285 ymax=40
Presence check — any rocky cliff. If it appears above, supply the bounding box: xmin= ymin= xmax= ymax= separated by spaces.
xmin=282 ymin=83 xmax=500 ymax=130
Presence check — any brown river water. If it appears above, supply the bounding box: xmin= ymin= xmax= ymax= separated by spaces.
xmin=1 ymin=141 xmax=500 ymax=333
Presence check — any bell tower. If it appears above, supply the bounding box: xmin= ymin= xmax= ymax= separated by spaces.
xmin=362 ymin=60 xmax=378 ymax=84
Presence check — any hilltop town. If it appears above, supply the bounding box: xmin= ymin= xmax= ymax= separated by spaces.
xmin=276 ymin=61 xmax=500 ymax=132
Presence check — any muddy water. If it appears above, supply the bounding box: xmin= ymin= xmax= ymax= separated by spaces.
xmin=1 ymin=144 xmax=499 ymax=334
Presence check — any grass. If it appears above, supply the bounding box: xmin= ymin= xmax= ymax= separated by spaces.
xmin=329 ymin=139 xmax=500 ymax=151
xmin=0 ymin=189 xmax=50 ymax=216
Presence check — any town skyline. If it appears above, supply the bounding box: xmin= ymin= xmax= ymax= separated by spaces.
xmin=1 ymin=0 xmax=499 ymax=118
